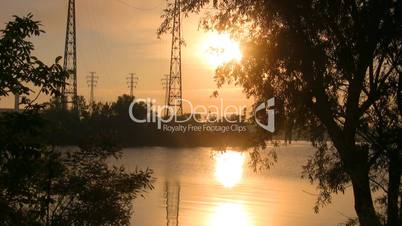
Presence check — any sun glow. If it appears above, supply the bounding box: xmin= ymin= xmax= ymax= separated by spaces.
xmin=214 ymin=151 xmax=245 ymax=188
xmin=209 ymin=202 xmax=251 ymax=226
xmin=201 ymin=32 xmax=242 ymax=68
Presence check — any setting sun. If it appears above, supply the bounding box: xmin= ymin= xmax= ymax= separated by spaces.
xmin=1 ymin=0 xmax=391 ymax=225
xmin=201 ymin=32 xmax=242 ymax=68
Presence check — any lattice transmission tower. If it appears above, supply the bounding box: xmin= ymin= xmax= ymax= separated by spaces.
xmin=161 ymin=74 xmax=169 ymax=117
xmin=62 ymin=0 xmax=78 ymax=108
xmin=86 ymin=72 xmax=98 ymax=112
xmin=167 ymin=0 xmax=183 ymax=116
xmin=127 ymin=73 xmax=139 ymax=98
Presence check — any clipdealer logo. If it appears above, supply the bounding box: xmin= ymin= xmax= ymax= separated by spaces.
xmin=128 ymin=98 xmax=275 ymax=133
xmin=254 ymin=98 xmax=275 ymax=133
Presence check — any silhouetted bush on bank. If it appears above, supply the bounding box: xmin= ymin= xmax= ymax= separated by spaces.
xmin=0 ymin=15 xmax=154 ymax=225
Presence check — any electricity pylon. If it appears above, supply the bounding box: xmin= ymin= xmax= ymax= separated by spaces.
xmin=86 ymin=72 xmax=98 ymax=112
xmin=167 ymin=0 xmax=183 ymax=116
xmin=161 ymin=74 xmax=169 ymax=117
xmin=127 ymin=73 xmax=138 ymax=98
xmin=62 ymin=0 xmax=78 ymax=109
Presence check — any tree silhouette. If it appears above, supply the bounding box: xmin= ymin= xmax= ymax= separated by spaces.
xmin=0 ymin=14 xmax=67 ymax=107
xmin=0 ymin=15 xmax=154 ymax=225
xmin=159 ymin=1 xmax=401 ymax=225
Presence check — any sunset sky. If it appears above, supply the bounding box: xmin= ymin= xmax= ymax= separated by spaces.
xmin=0 ymin=0 xmax=251 ymax=112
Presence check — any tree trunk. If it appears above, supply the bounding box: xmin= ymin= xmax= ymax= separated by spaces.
xmin=397 ymin=72 xmax=401 ymax=117
xmin=400 ymin=192 xmax=402 ymax=224
xmin=387 ymin=150 xmax=401 ymax=226
xmin=350 ymin=168 xmax=382 ymax=226
xmin=284 ymin=118 xmax=294 ymax=144
xmin=342 ymin=146 xmax=382 ymax=226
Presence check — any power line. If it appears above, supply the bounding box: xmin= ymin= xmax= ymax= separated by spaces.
xmin=114 ymin=0 xmax=160 ymax=11
xmin=85 ymin=0 xmax=113 ymax=84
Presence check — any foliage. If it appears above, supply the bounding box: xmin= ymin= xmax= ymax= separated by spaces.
xmin=0 ymin=112 xmax=154 ymax=226
xmin=159 ymin=1 xmax=401 ymax=226
xmin=0 ymin=14 xmax=68 ymax=107
xmin=0 ymin=14 xmax=154 ymax=225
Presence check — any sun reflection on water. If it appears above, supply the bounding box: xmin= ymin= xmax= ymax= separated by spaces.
xmin=209 ymin=202 xmax=251 ymax=226
xmin=214 ymin=151 xmax=245 ymax=188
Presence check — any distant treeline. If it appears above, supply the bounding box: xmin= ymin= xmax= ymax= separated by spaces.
xmin=39 ymin=95 xmax=313 ymax=148
xmin=41 ymin=95 xmax=270 ymax=148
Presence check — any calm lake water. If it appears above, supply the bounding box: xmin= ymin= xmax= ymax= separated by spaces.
xmin=115 ymin=142 xmax=356 ymax=226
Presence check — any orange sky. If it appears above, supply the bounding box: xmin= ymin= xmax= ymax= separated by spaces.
xmin=0 ymin=0 xmax=251 ymax=112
